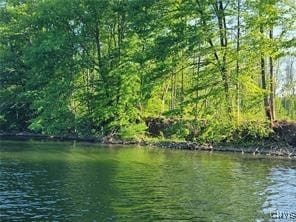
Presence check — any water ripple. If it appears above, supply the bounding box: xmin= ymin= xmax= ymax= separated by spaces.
xmin=0 ymin=141 xmax=296 ymax=221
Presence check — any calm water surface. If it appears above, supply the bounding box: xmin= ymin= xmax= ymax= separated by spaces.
xmin=0 ymin=140 xmax=296 ymax=221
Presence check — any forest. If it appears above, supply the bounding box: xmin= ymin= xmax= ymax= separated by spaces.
xmin=0 ymin=0 xmax=295 ymax=143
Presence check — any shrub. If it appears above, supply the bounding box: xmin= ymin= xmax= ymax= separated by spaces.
xmin=119 ymin=122 xmax=147 ymax=140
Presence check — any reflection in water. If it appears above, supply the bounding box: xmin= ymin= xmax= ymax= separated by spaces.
xmin=0 ymin=141 xmax=295 ymax=221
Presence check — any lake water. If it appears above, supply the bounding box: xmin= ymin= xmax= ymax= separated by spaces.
xmin=0 ymin=140 xmax=296 ymax=221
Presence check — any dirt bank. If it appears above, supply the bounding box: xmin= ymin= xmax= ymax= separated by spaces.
xmin=272 ymin=120 xmax=296 ymax=147
xmin=1 ymin=120 xmax=295 ymax=158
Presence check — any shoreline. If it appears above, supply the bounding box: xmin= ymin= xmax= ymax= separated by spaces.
xmin=1 ymin=132 xmax=295 ymax=158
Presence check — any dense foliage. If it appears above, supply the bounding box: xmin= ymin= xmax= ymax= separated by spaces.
xmin=0 ymin=0 xmax=295 ymax=141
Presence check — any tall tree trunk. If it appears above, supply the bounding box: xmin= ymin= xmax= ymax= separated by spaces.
xmin=170 ymin=74 xmax=174 ymax=110
xmin=173 ymin=72 xmax=177 ymax=110
xmin=95 ymin=24 xmax=102 ymax=70
xmin=197 ymin=2 xmax=232 ymax=115
xmin=94 ymin=21 xmax=108 ymax=99
xmin=181 ymin=64 xmax=184 ymax=118
xmin=291 ymin=61 xmax=295 ymax=96
xmin=269 ymin=28 xmax=275 ymax=121
xmin=216 ymin=0 xmax=232 ymax=115
xmin=260 ymin=25 xmax=271 ymax=122
xmin=115 ymin=3 xmax=126 ymax=105
xmin=236 ymin=0 xmax=241 ymax=124
xmin=194 ymin=52 xmax=201 ymax=121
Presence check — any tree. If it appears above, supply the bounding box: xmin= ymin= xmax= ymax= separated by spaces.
xmin=0 ymin=0 xmax=295 ymax=141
